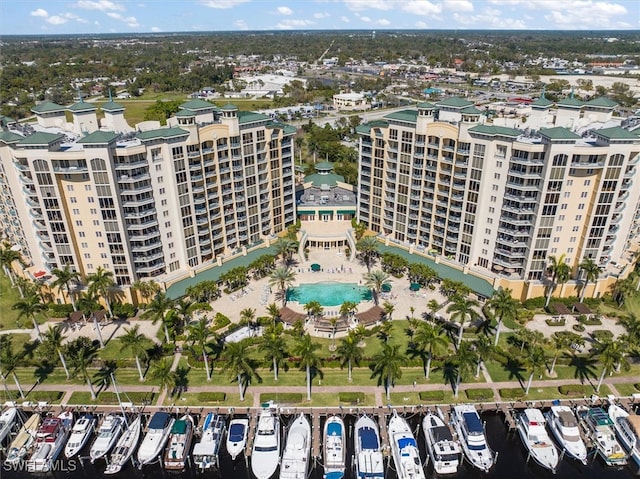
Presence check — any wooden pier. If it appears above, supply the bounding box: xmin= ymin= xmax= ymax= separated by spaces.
xmin=311 ymin=410 xmax=321 ymax=458
xmin=244 ymin=411 xmax=257 ymax=458
xmin=376 ymin=407 xmax=389 ymax=453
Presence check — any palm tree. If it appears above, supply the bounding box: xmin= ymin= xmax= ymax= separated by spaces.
xmin=363 ymin=269 xmax=391 ymax=305
xmin=612 ymin=276 xmax=636 ymax=307
xmin=427 ymin=299 xmax=440 ymax=320
xmin=266 ymin=303 xmax=281 ymax=326
xmin=131 ymin=279 xmax=161 ymax=304
xmin=413 ymin=322 xmax=449 ymax=379
xmin=446 ymin=296 xmax=481 ymax=348
xmin=174 ymin=298 xmax=194 ymax=338
xmin=579 ymin=257 xmax=602 ymax=301
xmin=120 ymin=325 xmax=149 ymax=381
xmin=0 ymin=245 xmax=22 ymax=286
xmin=41 ymin=325 xmax=70 ymax=379
xmin=545 ymin=254 xmax=571 ymax=307
xmin=473 ymin=334 xmax=494 ymax=378
xmin=382 ymin=301 xmax=395 ymax=320
xmin=259 ymin=323 xmax=288 ymax=381
xmin=371 ymin=343 xmax=403 ymax=401
xmin=149 ymin=357 xmax=175 ymax=397
xmin=68 ymin=337 xmax=98 ymax=400
xmin=273 ymin=238 xmax=298 ymax=266
xmin=12 ymin=293 xmax=46 ymax=341
xmin=141 ymin=292 xmax=175 ymax=343
xmin=293 ymin=333 xmax=322 ymax=400
xmin=523 ymin=346 xmax=547 ymax=395
xmin=268 ymin=266 xmax=296 ymax=306
xmin=220 ymin=341 xmax=259 ymax=401
xmin=356 ymin=236 xmax=379 ymax=272
xmin=0 ymin=336 xmax=25 ymax=398
xmin=548 ymin=332 xmax=583 ymax=376
xmin=51 ymin=265 xmax=81 ymax=311
xmin=188 ymin=318 xmax=214 ymax=381
xmin=304 ymin=300 xmax=323 ymax=321
xmin=453 ymin=340 xmax=477 ymax=398
xmin=240 ymin=308 xmax=257 ymax=329
xmin=336 ymin=331 xmax=363 ymax=382
xmin=486 ymin=287 xmax=519 ymax=346
xmin=595 ymin=339 xmax=629 ymax=393
xmin=339 ymin=301 xmax=358 ymax=319
xmin=87 ymin=267 xmax=115 ymax=316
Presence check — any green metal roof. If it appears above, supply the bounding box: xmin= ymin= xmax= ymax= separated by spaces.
xmin=174 ymin=109 xmax=195 ymax=117
xmin=17 ymin=132 xmax=65 ymax=146
xmin=100 ymin=100 xmax=125 ymax=112
xmin=556 ymin=97 xmax=584 ymax=108
xmin=137 ymin=127 xmax=189 ymax=141
xmin=595 ymin=126 xmax=639 ymax=140
xmin=585 ymin=96 xmax=618 ymax=108
xmin=239 ymin=110 xmax=270 ymax=124
xmin=461 ymin=106 xmax=483 ymax=115
xmin=377 ymin=243 xmax=494 ymax=297
xmin=0 ymin=131 xmax=25 ymax=144
xmin=384 ymin=110 xmax=418 ymax=123
xmin=305 ymin=172 xmax=344 ymax=187
xmin=68 ymin=101 xmax=96 ymax=112
xmin=356 ymin=120 xmax=388 ymax=135
xmin=468 ymin=124 xmax=521 ymax=137
xmin=531 ymin=97 xmax=553 ymax=108
xmin=166 ymin=245 xmax=277 ymax=299
xmin=77 ymin=131 xmax=119 ymax=144
xmin=31 ymin=101 xmax=66 ymax=114
xmin=221 ymin=103 xmax=238 ymax=111
xmin=436 ymin=97 xmax=474 ymax=108
xmin=315 ymin=161 xmax=333 ymax=171
xmin=179 ymin=99 xmax=216 ymax=111
xmin=417 ymin=102 xmax=435 ymax=109
xmin=539 ymin=127 xmax=581 ymax=141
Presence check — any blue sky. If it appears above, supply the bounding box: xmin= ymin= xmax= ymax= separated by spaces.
xmin=2 ymin=0 xmax=639 ymax=35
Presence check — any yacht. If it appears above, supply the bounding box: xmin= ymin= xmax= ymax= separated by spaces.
xmin=163 ymin=414 xmax=194 ymax=471
xmin=137 ymin=411 xmax=174 ymax=468
xmin=4 ymin=413 xmax=40 ymax=465
xmin=251 ymin=407 xmax=281 ymax=479
xmin=226 ymin=417 xmax=249 ymax=460
xmin=0 ymin=407 xmax=18 ymax=444
xmin=323 ymin=415 xmax=346 ymax=479
xmin=577 ymin=406 xmax=627 ymax=466
xmin=516 ymin=408 xmax=559 ymax=473
xmin=89 ymin=414 xmax=124 ymax=462
xmin=608 ymin=404 xmax=640 ymax=468
xmin=422 ymin=411 xmax=461 ymax=475
xmin=387 ymin=412 xmax=426 ymax=479
xmin=280 ymin=413 xmax=311 ymax=479
xmin=27 ymin=411 xmax=73 ymax=473
xmin=354 ymin=415 xmax=384 ymax=479
xmin=545 ymin=405 xmax=588 ymax=465
xmin=451 ymin=404 xmax=495 ymax=472
xmin=64 ymin=413 xmax=95 ymax=458
xmin=193 ymin=413 xmax=226 ymax=471
xmin=104 ymin=416 xmax=142 ymax=475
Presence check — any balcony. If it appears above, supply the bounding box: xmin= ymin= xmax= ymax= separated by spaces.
xmin=127 ymin=219 xmax=158 ymax=229
xmin=124 ymin=208 xmax=155 ymax=219
xmin=122 ymin=197 xmax=154 ymax=207
xmin=129 ymin=231 xmax=160 ymax=241
xmin=53 ymin=165 xmax=88 ymax=173
xmin=118 ymin=172 xmax=150 ymax=183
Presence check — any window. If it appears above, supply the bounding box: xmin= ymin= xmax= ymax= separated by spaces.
xmin=72 ymin=208 xmax=80 ymax=215
xmin=556 ymin=226 xmax=562 ymax=232
xmin=90 ymin=208 xmax=97 ymax=214
xmin=76 ymin=220 xmax=83 ymax=226
xmin=96 ymin=232 xmax=102 ymax=237
xmin=485 ymin=228 xmax=491 ymax=234
xmin=553 ymin=237 xmax=560 ymax=243
xmin=576 ymin=215 xmax=582 ymax=220
xmin=84 ymin=185 xmax=91 ymax=191
xmin=561 ymin=204 xmax=568 ymax=210
xmin=559 ymin=215 xmax=565 ymax=220
xmin=165 ymin=221 xmax=171 ymax=228
xmin=155 ymin=164 xmax=162 ymax=171
xmin=88 ymin=197 xmax=94 ymax=203
xmin=578 ymin=203 xmax=585 ymax=210
xmin=84 ymin=253 xmax=91 ymax=259
xmin=570 ymin=236 xmax=576 ymax=243
xmin=567 ymin=180 xmax=573 ymax=186
xmin=482 ymin=249 xmax=488 ymax=255
xmin=93 ymin=220 xmax=99 ymax=226
xmin=87 ymin=264 xmax=93 ymax=269
xmin=487 ymin=218 xmax=493 ymax=224
xmin=492 ymin=185 xmax=499 ymax=191
xmin=157 ymin=176 xmax=163 ymax=183
xmin=67 ymin=185 xmax=74 ymax=191
xmin=490 ymin=196 xmax=496 ymax=202
xmin=483 ymin=239 xmax=489 ymax=245
xmin=167 ymin=232 xmax=172 ymax=238
xmin=496 ymin=161 xmax=502 ymax=168
xmin=81 ymin=242 xmax=88 ymax=248
xmin=550 ymin=248 xmax=557 ymax=254
xmin=489 ymin=207 xmax=495 ymax=213
xmin=581 ymin=192 xmax=588 ymax=198
xmin=79 ymin=232 xmax=85 ymax=237
xmin=163 ymin=210 xmax=169 ymax=217
xmin=564 ymin=192 xmax=570 ymax=198
xmin=494 ymin=173 xmax=500 ymax=179
xmin=159 ymin=188 xmax=165 ymax=194
xmin=161 ymin=199 xmax=167 ymax=206
xmin=98 ymin=242 xmax=105 ymax=248
xmin=584 ymin=179 xmax=591 ymax=186
xmin=70 ymin=197 xmax=77 ymax=203
xmin=100 ymin=253 xmax=107 ymax=259
xmin=168 ymin=242 xmax=174 ymax=248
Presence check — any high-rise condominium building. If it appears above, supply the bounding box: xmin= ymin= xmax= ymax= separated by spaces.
xmin=0 ymin=98 xmax=296 ymax=294
xmin=356 ymin=96 xmax=640 ymax=299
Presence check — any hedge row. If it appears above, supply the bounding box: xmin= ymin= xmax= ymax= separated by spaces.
xmin=418 ymin=391 xmax=445 ymax=402
xmin=260 ymin=393 xmax=303 ymax=404
xmin=559 ymin=384 xmax=585 ymax=396
xmin=499 ymin=388 xmax=525 ymax=400
xmin=465 ymin=388 xmax=494 ymax=401
xmin=196 ymin=392 xmax=226 ymax=403
xmin=339 ymin=392 xmax=365 ymax=403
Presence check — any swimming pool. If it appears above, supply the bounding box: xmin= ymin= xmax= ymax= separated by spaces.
xmin=287 ymin=282 xmax=372 ymax=307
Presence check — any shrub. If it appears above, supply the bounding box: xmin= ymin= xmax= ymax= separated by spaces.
xmin=545 ymin=318 xmax=566 ymax=327
xmin=499 ymin=388 xmax=525 ymax=400
xmin=465 ymin=388 xmax=494 ymax=401
xmin=339 ymin=392 xmax=365 ymax=404
xmin=580 ymin=316 xmax=602 ymax=326
xmin=634 ymin=383 xmax=640 ymax=392
xmin=523 ymin=297 xmax=546 ymax=310
xmin=572 ymin=324 xmax=586 ymax=332
xmin=418 ymin=391 xmax=444 ymax=401
xmin=27 ymin=391 xmax=63 ymax=403
xmin=196 ymin=392 xmax=226 ymax=403
xmin=112 ymin=302 xmax=136 ymax=319
xmin=591 ymin=330 xmax=613 ymax=342
xmin=260 ymin=393 xmax=303 ymax=404
xmin=559 ymin=384 xmax=585 ymax=396
xmin=212 ymin=312 xmax=231 ymax=331
xmin=47 ymin=303 xmax=74 ymax=317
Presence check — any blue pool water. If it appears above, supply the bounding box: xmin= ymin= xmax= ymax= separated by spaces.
xmin=287 ymin=281 xmax=372 ymax=306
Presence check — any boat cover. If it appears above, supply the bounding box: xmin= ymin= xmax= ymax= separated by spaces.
xmin=171 ymin=420 xmax=187 ymax=435
xmin=229 ymin=422 xmax=246 ymax=441
xmin=398 ymin=437 xmax=416 ymax=451
xmin=359 ymin=427 xmax=379 ymax=450
xmin=327 ymin=422 xmax=342 ymax=436
xmin=432 ymin=426 xmax=454 ymax=442
xmin=148 ymin=412 xmax=170 ymax=429
xmin=463 ymin=412 xmax=483 ymax=434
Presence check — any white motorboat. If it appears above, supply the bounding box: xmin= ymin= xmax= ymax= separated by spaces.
xmin=163 ymin=414 xmax=194 ymax=471
xmin=104 ymin=416 xmax=142 ymax=475
xmin=323 ymin=415 xmax=346 ymax=479
xmin=354 ymin=415 xmax=384 ymax=479
xmin=4 ymin=413 xmax=40 ymax=465
xmin=545 ymin=405 xmax=588 ymax=465
xmin=137 ymin=411 xmax=174 ymax=468
xmin=89 ymin=413 xmax=124 ymax=462
xmin=64 ymin=413 xmax=95 ymax=458
xmin=251 ymin=407 xmax=281 ymax=479
xmin=0 ymin=407 xmax=18 ymax=444
xmin=422 ymin=411 xmax=461 ymax=475
xmin=280 ymin=413 xmax=311 ymax=479
xmin=609 ymin=404 xmax=640 ymax=468
xmin=577 ymin=406 xmax=627 ymax=466
xmin=193 ymin=413 xmax=226 ymax=471
xmin=387 ymin=412 xmax=426 ymax=479
xmin=516 ymin=408 xmax=559 ymax=474
xmin=451 ymin=404 xmax=496 ymax=472
xmin=27 ymin=411 xmax=73 ymax=473
xmin=226 ymin=417 xmax=249 ymax=460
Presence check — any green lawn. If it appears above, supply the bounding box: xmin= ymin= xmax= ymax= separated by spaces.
xmin=0 ymin=272 xmax=25 ymax=330
xmin=612 ymin=382 xmax=640 ymax=396
xmin=67 ymin=390 xmax=156 ymax=405
xmin=165 ymin=392 xmax=254 ymax=407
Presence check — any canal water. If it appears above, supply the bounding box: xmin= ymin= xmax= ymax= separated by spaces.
xmin=3 ymin=412 xmax=638 ymax=479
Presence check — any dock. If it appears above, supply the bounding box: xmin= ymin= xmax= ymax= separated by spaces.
xmin=376 ymin=407 xmax=389 ymax=453
xmin=245 ymin=411 xmax=257 ymax=457
xmin=312 ymin=410 xmax=321 ymax=458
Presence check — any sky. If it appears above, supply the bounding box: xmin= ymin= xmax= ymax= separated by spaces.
xmin=2 ymin=0 xmax=639 ymax=35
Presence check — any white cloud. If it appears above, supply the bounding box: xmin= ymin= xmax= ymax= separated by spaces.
xmin=199 ymin=0 xmax=250 ymax=8
xmin=402 ymin=1 xmax=442 ymax=16
xmin=314 ymin=12 xmax=330 ymax=19
xmin=234 ymin=19 xmax=249 ymax=30
xmin=376 ymin=18 xmax=390 ymax=25
xmin=31 ymin=8 xmax=49 ymax=17
xmin=106 ymin=12 xmax=139 ymax=27
xmin=75 ymin=0 xmax=124 ymax=11
xmin=344 ymin=0 xmax=395 ymax=11
xmin=443 ymin=0 xmax=474 ymax=12
xmin=275 ymin=19 xmax=314 ymax=29
xmin=360 ymin=15 xmax=371 ymax=22
xmin=415 ymin=20 xmax=427 ymax=27
xmin=46 ymin=15 xmax=68 ymax=25
xmin=277 ymin=6 xmax=293 ymax=15
xmin=340 ymin=15 xmax=350 ymax=22
xmin=151 ymin=26 xmax=161 ymax=32
xmin=452 ymin=7 xmax=527 ymax=28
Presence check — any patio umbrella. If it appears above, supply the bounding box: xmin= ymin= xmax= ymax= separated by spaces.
xmin=381 ymin=283 xmax=392 ymax=293
xmin=410 ymin=283 xmax=420 ymax=291
xmin=311 ymin=263 xmax=321 ymax=272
